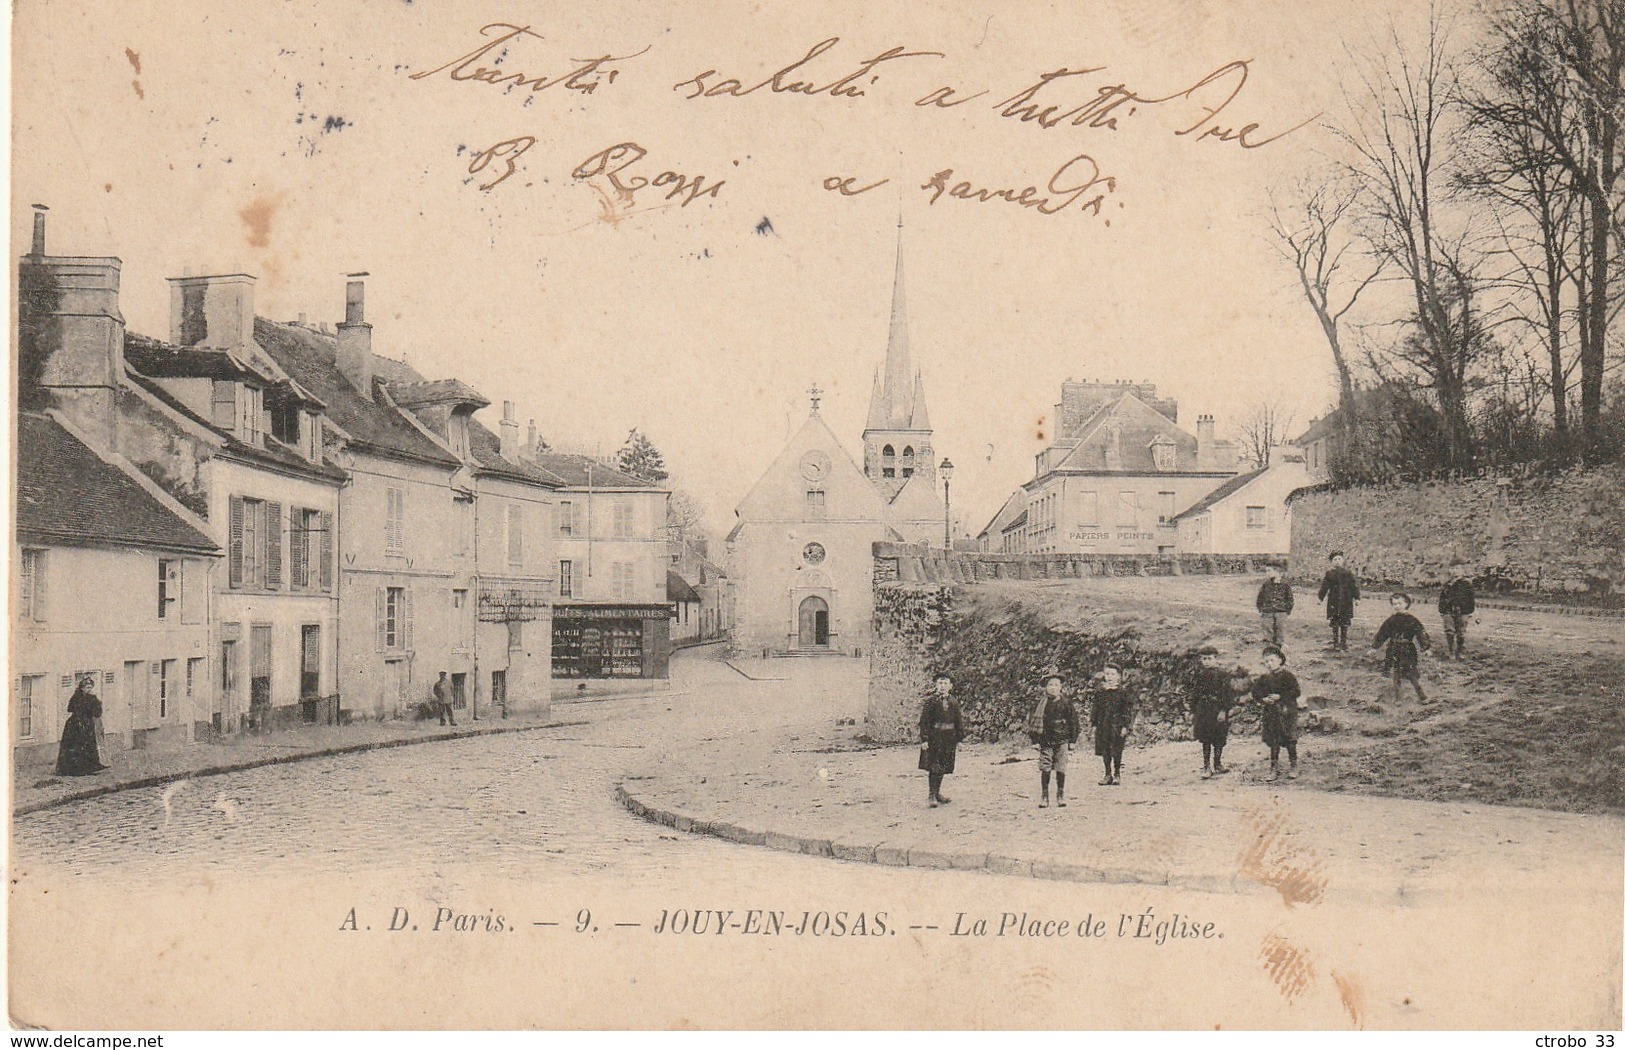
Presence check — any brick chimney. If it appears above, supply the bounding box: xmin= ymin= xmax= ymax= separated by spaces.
xmin=527 ymin=418 xmax=538 ymax=456
xmin=166 ymin=273 xmax=256 ymax=351
xmin=1196 ymin=414 xmax=1217 ymax=469
xmin=20 ymin=204 xmax=127 ymax=449
xmin=336 ymin=272 xmax=373 ymax=399
xmin=500 ymin=400 xmax=520 ymax=458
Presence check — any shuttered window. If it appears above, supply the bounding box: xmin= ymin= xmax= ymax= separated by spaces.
xmin=18 ymin=549 xmax=46 ymax=621
xmin=318 ymin=510 xmax=334 ymax=592
xmin=378 ymin=587 xmax=412 ymax=650
xmin=264 ymin=501 xmax=283 ymax=588
xmin=507 ymin=504 xmax=524 ymax=566
xmin=385 ymin=486 xmax=406 ymax=554
xmin=289 ymin=507 xmax=308 ymax=589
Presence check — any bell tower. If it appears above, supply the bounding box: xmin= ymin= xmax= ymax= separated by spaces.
xmin=862 ymin=220 xmax=934 ymax=502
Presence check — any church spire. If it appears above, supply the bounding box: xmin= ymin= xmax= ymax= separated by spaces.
xmin=882 ymin=217 xmax=914 ymax=428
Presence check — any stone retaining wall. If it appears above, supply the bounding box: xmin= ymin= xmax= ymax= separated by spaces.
xmin=1287 ymin=464 xmax=1625 ymax=599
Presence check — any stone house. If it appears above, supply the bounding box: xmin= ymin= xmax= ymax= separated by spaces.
xmin=17 ymin=211 xmax=345 ymax=745
xmin=256 ymin=281 xmax=560 ymax=719
xmin=12 ymin=411 xmax=219 ymax=763
xmin=1172 ymin=449 xmax=1312 ymax=555
xmin=523 ymin=448 xmax=673 ymax=680
xmin=1004 ymin=381 xmax=1241 ymax=556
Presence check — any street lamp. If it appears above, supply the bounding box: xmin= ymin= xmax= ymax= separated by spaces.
xmin=940 ymin=457 xmax=955 ymax=550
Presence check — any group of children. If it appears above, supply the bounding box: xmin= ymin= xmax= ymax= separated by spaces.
xmin=916 ymin=552 xmax=1483 ymax=808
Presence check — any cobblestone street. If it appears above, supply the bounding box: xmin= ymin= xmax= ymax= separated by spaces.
xmin=10 ymin=646 xmax=1621 ymax=1029
xmin=11 ymin=647 xmax=857 ymax=881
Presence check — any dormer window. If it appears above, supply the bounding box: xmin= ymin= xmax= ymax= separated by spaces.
xmin=449 ymin=414 xmax=471 ymax=460
xmin=270 ymin=396 xmax=301 ymax=447
xmin=1150 ymin=437 xmax=1176 ymax=472
xmin=243 ymin=385 xmax=266 ymax=446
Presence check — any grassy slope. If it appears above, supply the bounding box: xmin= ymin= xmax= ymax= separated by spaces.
xmin=953 ymin=578 xmax=1625 ymax=814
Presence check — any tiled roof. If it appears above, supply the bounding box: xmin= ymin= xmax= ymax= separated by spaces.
xmin=124 ymin=372 xmax=347 ymax=482
xmin=530 ymin=451 xmax=659 ymax=489
xmin=252 ymin=318 xmax=461 ymax=467
xmin=1171 ymin=467 xmax=1268 ymax=522
xmin=666 ymin=570 xmax=702 ymax=603
xmin=124 ymin=334 xmax=263 ymax=381
xmin=468 ymin=420 xmax=567 ymax=486
xmin=16 ymin=413 xmax=218 ymax=553
xmin=389 ymin=378 xmax=491 ymax=409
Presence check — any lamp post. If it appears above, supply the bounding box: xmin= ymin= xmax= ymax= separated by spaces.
xmin=940 ymin=457 xmax=955 ymax=550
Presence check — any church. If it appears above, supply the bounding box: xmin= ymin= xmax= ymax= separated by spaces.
xmin=726 ymin=232 xmax=946 ymax=656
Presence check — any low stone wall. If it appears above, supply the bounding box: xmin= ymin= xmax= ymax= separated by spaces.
xmin=1288 ymin=464 xmax=1625 ymax=598
xmin=873 ymin=543 xmax=1288 ymax=586
xmin=865 ymin=582 xmax=1265 ymax=746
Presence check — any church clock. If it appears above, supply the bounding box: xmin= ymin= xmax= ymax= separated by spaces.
xmin=799 ymin=450 xmax=831 ymax=482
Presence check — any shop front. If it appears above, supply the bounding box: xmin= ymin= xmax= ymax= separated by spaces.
xmin=551 ymin=603 xmax=673 ymax=679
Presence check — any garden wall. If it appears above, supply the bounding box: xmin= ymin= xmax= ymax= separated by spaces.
xmin=1287 ymin=464 xmax=1625 ymax=598
xmin=865 ymin=582 xmax=1275 ymax=746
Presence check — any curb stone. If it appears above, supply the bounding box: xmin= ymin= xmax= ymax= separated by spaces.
xmin=615 ymin=782 xmax=1250 ymax=891
xmin=16 ymin=717 xmax=591 ymax=818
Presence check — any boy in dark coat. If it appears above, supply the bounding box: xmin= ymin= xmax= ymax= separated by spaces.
xmin=1255 ymin=571 xmax=1294 ymax=647
xmin=1317 ymin=551 xmax=1361 ymax=651
xmin=1189 ymin=647 xmax=1235 ymax=778
xmin=1438 ymin=566 xmax=1477 ymax=660
xmin=1371 ymin=593 xmax=1431 ymax=702
xmin=1030 ymin=673 xmax=1080 ymax=807
xmin=918 ymin=675 xmax=965 ymax=808
xmin=1090 ymin=665 xmax=1133 ymax=786
xmin=1250 ymin=646 xmax=1302 ymax=781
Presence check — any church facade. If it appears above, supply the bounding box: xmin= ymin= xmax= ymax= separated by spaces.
xmin=726 ymin=233 xmax=946 ymax=655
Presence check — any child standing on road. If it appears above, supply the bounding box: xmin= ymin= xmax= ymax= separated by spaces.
xmin=1255 ymin=571 xmax=1295 ymax=647
xmin=1028 ymin=673 xmax=1080 ymax=807
xmin=1438 ymin=565 xmax=1477 ymax=660
xmin=918 ymin=675 xmax=965 ymax=809
xmin=1091 ymin=665 xmax=1133 ymax=786
xmin=1251 ymin=645 xmax=1303 ymax=782
xmin=1372 ymin=593 xmax=1431 ymax=703
xmin=1318 ymin=551 xmax=1361 ymax=652
xmin=1189 ymin=647 xmax=1235 ymax=779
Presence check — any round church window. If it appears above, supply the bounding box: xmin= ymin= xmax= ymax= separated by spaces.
xmin=800 ymin=450 xmax=831 ymax=482
xmin=802 ymin=542 xmax=827 ymax=565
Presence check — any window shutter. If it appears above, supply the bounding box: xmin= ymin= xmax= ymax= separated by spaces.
xmin=507 ymin=505 xmax=523 ymax=564
xmin=376 ymin=587 xmax=387 ymax=651
xmin=403 ymin=589 xmax=414 ymax=651
xmin=288 ymin=508 xmax=307 ymax=590
xmin=264 ymin=501 xmax=283 ymax=588
xmin=32 ymin=551 xmax=45 ymax=620
xmin=228 ymin=497 xmax=244 ymax=587
xmin=319 ymin=511 xmax=334 ymax=592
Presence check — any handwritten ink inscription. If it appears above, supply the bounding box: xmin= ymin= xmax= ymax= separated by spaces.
xmin=413 ymin=26 xmax=1319 ymax=224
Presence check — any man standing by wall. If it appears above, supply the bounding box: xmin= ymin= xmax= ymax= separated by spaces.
xmin=433 ymin=670 xmax=456 ymax=727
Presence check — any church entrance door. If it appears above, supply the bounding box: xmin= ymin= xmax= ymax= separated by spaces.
xmin=797 ymin=596 xmax=830 ymax=648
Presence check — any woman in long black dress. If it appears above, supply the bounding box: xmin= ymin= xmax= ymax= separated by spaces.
xmin=56 ymin=677 xmax=109 ymax=776
xmin=918 ymin=675 xmax=964 ymax=808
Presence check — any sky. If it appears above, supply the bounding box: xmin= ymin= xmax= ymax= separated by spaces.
xmin=11 ymin=0 xmax=1425 ymax=538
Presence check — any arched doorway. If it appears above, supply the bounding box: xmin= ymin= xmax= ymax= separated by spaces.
xmin=797 ymin=595 xmax=830 ymax=648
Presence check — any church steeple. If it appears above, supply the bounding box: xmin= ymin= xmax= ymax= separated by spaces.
xmin=862 ymin=219 xmax=936 ymax=502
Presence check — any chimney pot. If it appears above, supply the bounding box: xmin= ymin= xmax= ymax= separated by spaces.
xmin=344 ymin=273 xmax=368 ymax=325
xmin=30 ymin=204 xmax=47 ymax=256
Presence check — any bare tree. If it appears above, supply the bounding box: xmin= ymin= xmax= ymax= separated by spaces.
xmin=1267 ymin=173 xmax=1383 ymax=478
xmin=1459 ymin=3 xmax=1586 ymax=438
xmin=1334 ymin=8 xmax=1492 ymax=470
xmin=1237 ymin=398 xmax=1299 ymax=469
xmin=666 ymin=489 xmax=710 ymax=552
